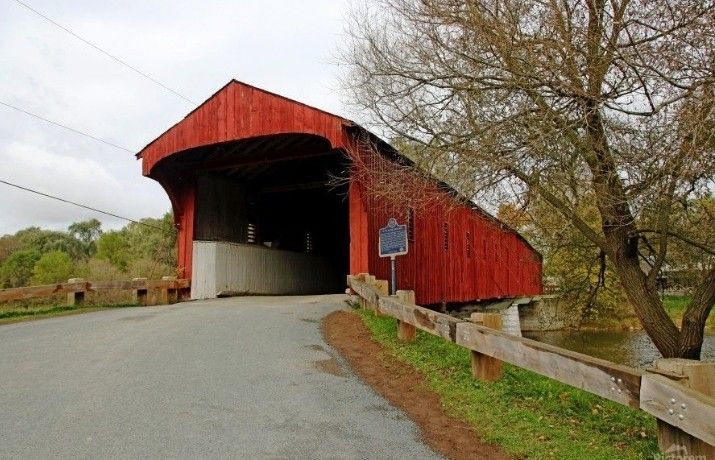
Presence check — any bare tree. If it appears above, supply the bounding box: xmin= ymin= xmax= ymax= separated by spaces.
xmin=342 ymin=0 xmax=715 ymax=358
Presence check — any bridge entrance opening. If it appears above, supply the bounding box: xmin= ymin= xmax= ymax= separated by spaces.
xmin=179 ymin=134 xmax=349 ymax=299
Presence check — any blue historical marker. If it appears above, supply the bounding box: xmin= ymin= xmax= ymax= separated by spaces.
xmin=379 ymin=218 xmax=408 ymax=294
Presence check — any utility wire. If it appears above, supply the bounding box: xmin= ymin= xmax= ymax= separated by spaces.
xmin=0 ymin=100 xmax=134 ymax=153
xmin=0 ymin=178 xmax=169 ymax=232
xmin=12 ymin=0 xmax=197 ymax=105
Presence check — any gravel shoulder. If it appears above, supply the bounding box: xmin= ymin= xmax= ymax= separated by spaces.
xmin=322 ymin=309 xmax=509 ymax=460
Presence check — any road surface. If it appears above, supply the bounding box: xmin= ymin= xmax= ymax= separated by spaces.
xmin=0 ymin=295 xmax=440 ymax=459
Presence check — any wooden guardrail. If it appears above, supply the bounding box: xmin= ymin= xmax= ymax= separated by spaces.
xmin=348 ymin=273 xmax=715 ymax=458
xmin=0 ymin=276 xmax=190 ymax=306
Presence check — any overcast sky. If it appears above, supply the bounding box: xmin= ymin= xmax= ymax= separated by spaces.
xmin=0 ymin=0 xmax=353 ymax=235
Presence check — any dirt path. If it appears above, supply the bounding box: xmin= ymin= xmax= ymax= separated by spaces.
xmin=322 ymin=310 xmax=510 ymax=460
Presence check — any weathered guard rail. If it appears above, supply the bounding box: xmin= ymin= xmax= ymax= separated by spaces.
xmin=348 ymin=274 xmax=715 ymax=457
xmin=0 ymin=277 xmax=190 ymax=306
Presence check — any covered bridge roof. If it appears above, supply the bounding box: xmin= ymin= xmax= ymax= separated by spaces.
xmin=136 ymin=80 xmax=350 ymax=176
xmin=137 ymin=79 xmax=539 ymax=256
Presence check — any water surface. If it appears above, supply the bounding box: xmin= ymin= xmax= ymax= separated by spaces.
xmin=523 ymin=330 xmax=715 ymax=368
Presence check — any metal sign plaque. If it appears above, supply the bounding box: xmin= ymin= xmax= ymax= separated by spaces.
xmin=379 ymin=218 xmax=408 ymax=258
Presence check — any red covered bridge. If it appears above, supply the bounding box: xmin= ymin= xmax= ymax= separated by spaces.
xmin=137 ymin=80 xmax=542 ymax=306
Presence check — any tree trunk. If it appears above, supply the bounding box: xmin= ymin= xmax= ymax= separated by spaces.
xmin=580 ymin=105 xmax=683 ymax=358
xmin=609 ymin=243 xmax=682 ymax=357
xmin=678 ymin=267 xmax=715 ymax=358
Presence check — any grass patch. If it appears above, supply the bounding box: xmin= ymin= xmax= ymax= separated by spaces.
xmin=663 ymin=295 xmax=691 ymax=313
xmin=357 ymin=308 xmax=658 ymax=459
xmin=662 ymin=295 xmax=714 ymax=328
xmin=0 ymin=302 xmax=139 ymax=324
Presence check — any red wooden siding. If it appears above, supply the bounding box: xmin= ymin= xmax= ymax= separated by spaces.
xmin=176 ymin=185 xmax=195 ymax=277
xmin=351 ymin=152 xmax=543 ymax=306
xmin=349 ymin=182 xmax=370 ymax=274
xmin=137 ymin=80 xmax=543 ymax=304
xmin=138 ymin=80 xmax=345 ymax=176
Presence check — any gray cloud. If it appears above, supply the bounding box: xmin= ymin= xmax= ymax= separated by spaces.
xmin=0 ymin=0 xmax=351 ymax=235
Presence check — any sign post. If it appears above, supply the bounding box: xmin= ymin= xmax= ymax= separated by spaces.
xmin=390 ymin=257 xmax=397 ymax=297
xmin=378 ymin=218 xmax=409 ymax=295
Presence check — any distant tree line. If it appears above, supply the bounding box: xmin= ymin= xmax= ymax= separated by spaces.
xmin=0 ymin=214 xmax=177 ymax=288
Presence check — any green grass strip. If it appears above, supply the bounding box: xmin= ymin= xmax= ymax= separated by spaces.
xmin=357 ymin=308 xmax=658 ymax=459
xmin=0 ymin=303 xmax=138 ymax=320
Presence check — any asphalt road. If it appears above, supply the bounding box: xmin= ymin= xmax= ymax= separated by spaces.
xmin=0 ymin=295 xmax=440 ymax=459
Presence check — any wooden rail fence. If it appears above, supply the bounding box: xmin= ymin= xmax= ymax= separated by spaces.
xmin=0 ymin=277 xmax=190 ymax=306
xmin=348 ymin=273 xmax=715 ymax=458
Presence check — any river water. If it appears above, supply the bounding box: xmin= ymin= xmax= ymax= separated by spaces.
xmin=523 ymin=330 xmax=715 ymax=368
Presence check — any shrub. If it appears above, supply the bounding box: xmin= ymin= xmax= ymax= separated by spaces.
xmin=31 ymin=250 xmax=74 ymax=284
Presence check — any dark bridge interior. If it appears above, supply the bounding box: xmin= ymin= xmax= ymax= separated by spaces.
xmin=170 ymin=134 xmax=350 ymax=293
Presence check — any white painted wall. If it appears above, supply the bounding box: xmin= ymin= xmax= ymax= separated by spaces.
xmin=191 ymin=241 xmax=336 ymax=299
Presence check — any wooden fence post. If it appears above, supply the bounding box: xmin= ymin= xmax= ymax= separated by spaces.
xmin=160 ymin=276 xmax=177 ymax=305
xmin=66 ymin=278 xmax=85 ymax=306
xmin=355 ymin=273 xmax=369 ymax=309
xmin=648 ymin=358 xmax=715 ymax=458
xmin=178 ymin=284 xmax=192 ymax=302
xmin=469 ymin=312 xmax=503 ymax=382
xmin=374 ymin=279 xmax=388 ymax=314
xmin=396 ymin=290 xmax=416 ymax=342
xmin=132 ymin=278 xmax=148 ymax=306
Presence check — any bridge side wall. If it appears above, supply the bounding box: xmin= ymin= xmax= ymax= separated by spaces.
xmin=364 ymin=197 xmax=543 ymax=306
xmin=191 ymin=241 xmax=336 ymax=299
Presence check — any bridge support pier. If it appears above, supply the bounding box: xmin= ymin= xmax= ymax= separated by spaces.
xmin=501 ymin=303 xmax=523 ymax=337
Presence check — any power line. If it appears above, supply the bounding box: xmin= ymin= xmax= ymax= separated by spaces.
xmin=0 ymin=178 xmax=169 ymax=232
xmin=12 ymin=0 xmax=197 ymax=105
xmin=0 ymin=100 xmax=134 ymax=153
